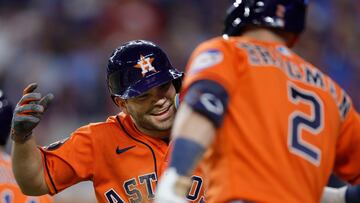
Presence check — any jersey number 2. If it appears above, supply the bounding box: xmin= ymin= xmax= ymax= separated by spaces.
xmin=288 ymin=83 xmax=324 ymax=166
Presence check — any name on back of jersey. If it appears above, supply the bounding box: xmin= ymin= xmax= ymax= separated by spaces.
xmin=238 ymin=42 xmax=351 ymax=120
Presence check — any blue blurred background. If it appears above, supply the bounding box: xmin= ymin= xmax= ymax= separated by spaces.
xmin=0 ymin=0 xmax=359 ymax=202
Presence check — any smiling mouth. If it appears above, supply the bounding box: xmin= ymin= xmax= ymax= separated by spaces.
xmin=150 ymin=104 xmax=172 ymax=116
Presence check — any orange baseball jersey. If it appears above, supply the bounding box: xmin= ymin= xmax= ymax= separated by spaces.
xmin=0 ymin=152 xmax=53 ymax=203
xmin=40 ymin=113 xmax=205 ymax=203
xmin=182 ymin=36 xmax=360 ymax=203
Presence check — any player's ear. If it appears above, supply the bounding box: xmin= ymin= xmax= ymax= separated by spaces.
xmin=114 ymin=97 xmax=128 ymax=114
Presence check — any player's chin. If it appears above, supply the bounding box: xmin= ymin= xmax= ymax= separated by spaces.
xmin=153 ymin=119 xmax=173 ymax=132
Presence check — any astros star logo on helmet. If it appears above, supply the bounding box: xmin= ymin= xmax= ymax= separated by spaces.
xmin=134 ymin=55 xmax=157 ymax=76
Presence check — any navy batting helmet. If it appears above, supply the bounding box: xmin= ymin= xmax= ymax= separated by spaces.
xmin=0 ymin=90 xmax=13 ymax=146
xmin=107 ymin=40 xmax=183 ymax=100
xmin=223 ymin=0 xmax=308 ymax=36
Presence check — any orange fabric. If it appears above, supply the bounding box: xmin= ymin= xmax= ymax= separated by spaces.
xmin=40 ymin=113 xmax=205 ymax=203
xmin=0 ymin=152 xmax=53 ymax=203
xmin=182 ymin=36 xmax=360 ymax=203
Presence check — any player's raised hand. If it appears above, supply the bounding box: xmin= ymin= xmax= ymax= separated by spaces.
xmin=11 ymin=83 xmax=54 ymax=143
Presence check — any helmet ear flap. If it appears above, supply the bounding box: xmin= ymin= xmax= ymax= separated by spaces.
xmin=172 ymin=77 xmax=183 ymax=93
xmin=110 ymin=95 xmax=117 ymax=105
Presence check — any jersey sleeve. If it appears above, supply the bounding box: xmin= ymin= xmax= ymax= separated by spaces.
xmin=39 ymin=125 xmax=95 ymax=194
xmin=182 ymin=37 xmax=244 ymax=96
xmin=333 ymin=104 xmax=360 ymax=184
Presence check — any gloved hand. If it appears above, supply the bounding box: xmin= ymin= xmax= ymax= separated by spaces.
xmin=11 ymin=83 xmax=54 ymax=143
xmin=155 ymin=168 xmax=191 ymax=203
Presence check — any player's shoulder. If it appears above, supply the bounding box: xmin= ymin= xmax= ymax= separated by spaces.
xmin=187 ymin=36 xmax=248 ymax=71
xmin=42 ymin=114 xmax=127 ymax=151
xmin=188 ymin=36 xmax=235 ymax=68
xmin=192 ymin=36 xmax=233 ymax=53
xmin=71 ymin=114 xmax=124 ymax=139
xmin=190 ymin=36 xmax=251 ymax=62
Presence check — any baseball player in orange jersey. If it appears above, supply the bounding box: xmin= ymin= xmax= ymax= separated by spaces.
xmin=155 ymin=1 xmax=360 ymax=203
xmin=10 ymin=40 xmax=205 ymax=203
xmin=0 ymin=90 xmax=52 ymax=203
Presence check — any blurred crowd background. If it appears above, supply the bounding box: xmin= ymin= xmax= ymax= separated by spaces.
xmin=0 ymin=0 xmax=359 ymax=202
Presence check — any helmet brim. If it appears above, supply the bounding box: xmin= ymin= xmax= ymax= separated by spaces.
xmin=118 ymin=68 xmax=183 ymax=99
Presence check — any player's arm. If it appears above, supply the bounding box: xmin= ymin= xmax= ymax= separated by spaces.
xmin=12 ymin=137 xmax=49 ymax=195
xmin=11 ymin=83 xmax=54 ymax=195
xmin=321 ymin=186 xmax=360 ymax=203
xmin=155 ymin=79 xmax=229 ymax=203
